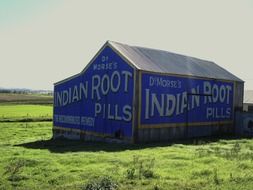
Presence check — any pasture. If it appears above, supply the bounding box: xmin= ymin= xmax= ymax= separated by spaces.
xmin=0 ymin=105 xmax=52 ymax=122
xmin=0 ymin=93 xmax=53 ymax=105
xmin=0 ymin=93 xmax=52 ymax=122
xmin=0 ymin=93 xmax=253 ymax=189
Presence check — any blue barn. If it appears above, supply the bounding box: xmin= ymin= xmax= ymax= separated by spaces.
xmin=53 ymin=41 xmax=244 ymax=143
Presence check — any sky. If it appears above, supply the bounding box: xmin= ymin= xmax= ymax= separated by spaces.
xmin=0 ymin=0 xmax=253 ymax=90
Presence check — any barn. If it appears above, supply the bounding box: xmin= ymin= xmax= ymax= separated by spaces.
xmin=53 ymin=41 xmax=244 ymax=143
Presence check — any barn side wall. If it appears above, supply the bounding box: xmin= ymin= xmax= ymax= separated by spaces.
xmin=233 ymin=81 xmax=244 ymax=134
xmin=53 ymin=45 xmax=136 ymax=143
xmin=233 ymin=82 xmax=244 ymax=111
xmin=136 ymin=71 xmax=243 ymax=143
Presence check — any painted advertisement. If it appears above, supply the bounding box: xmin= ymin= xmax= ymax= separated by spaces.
xmin=54 ymin=46 xmax=134 ymax=138
xmin=140 ymin=73 xmax=234 ymax=125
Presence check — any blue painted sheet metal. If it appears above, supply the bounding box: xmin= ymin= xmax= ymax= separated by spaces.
xmin=140 ymin=72 xmax=234 ymax=126
xmin=54 ymin=46 xmax=134 ymax=138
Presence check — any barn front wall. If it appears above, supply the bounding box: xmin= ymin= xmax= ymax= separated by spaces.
xmin=137 ymin=71 xmax=235 ymax=142
xmin=53 ymin=45 xmax=135 ymax=142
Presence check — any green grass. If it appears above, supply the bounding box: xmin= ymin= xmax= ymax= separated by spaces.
xmin=0 ymin=105 xmax=52 ymax=122
xmin=1 ymin=121 xmax=253 ymax=189
xmin=0 ymin=102 xmax=253 ymax=189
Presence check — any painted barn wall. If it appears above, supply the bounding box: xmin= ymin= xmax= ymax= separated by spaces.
xmin=54 ymin=75 xmax=82 ymax=130
xmin=54 ymin=46 xmax=135 ymax=140
xmin=137 ymin=71 xmax=236 ymax=142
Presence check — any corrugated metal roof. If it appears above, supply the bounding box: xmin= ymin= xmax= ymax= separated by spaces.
xmin=109 ymin=41 xmax=243 ymax=82
xmin=244 ymin=90 xmax=253 ymax=104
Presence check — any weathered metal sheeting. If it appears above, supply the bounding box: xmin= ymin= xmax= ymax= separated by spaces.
xmin=109 ymin=41 xmax=243 ymax=82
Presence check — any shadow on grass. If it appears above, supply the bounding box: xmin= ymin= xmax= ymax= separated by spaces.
xmin=16 ymin=135 xmax=241 ymax=153
xmin=0 ymin=117 xmax=52 ymax=122
xmin=16 ymin=138 xmax=172 ymax=153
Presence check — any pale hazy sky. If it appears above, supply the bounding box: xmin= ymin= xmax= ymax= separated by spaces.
xmin=1 ymin=0 xmax=253 ymax=90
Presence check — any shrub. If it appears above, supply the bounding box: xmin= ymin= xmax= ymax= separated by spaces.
xmin=4 ymin=158 xmax=37 ymax=175
xmin=231 ymin=142 xmax=241 ymax=157
xmin=126 ymin=168 xmax=135 ymax=180
xmin=125 ymin=155 xmax=156 ymax=180
xmin=213 ymin=168 xmax=221 ymax=185
xmin=4 ymin=158 xmax=38 ymax=183
xmin=83 ymin=176 xmax=118 ymax=190
xmin=153 ymin=183 xmax=162 ymax=190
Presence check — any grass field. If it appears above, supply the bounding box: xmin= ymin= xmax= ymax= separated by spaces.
xmin=1 ymin=94 xmax=253 ymax=189
xmin=0 ymin=105 xmax=52 ymax=122
xmin=1 ymin=123 xmax=253 ymax=189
